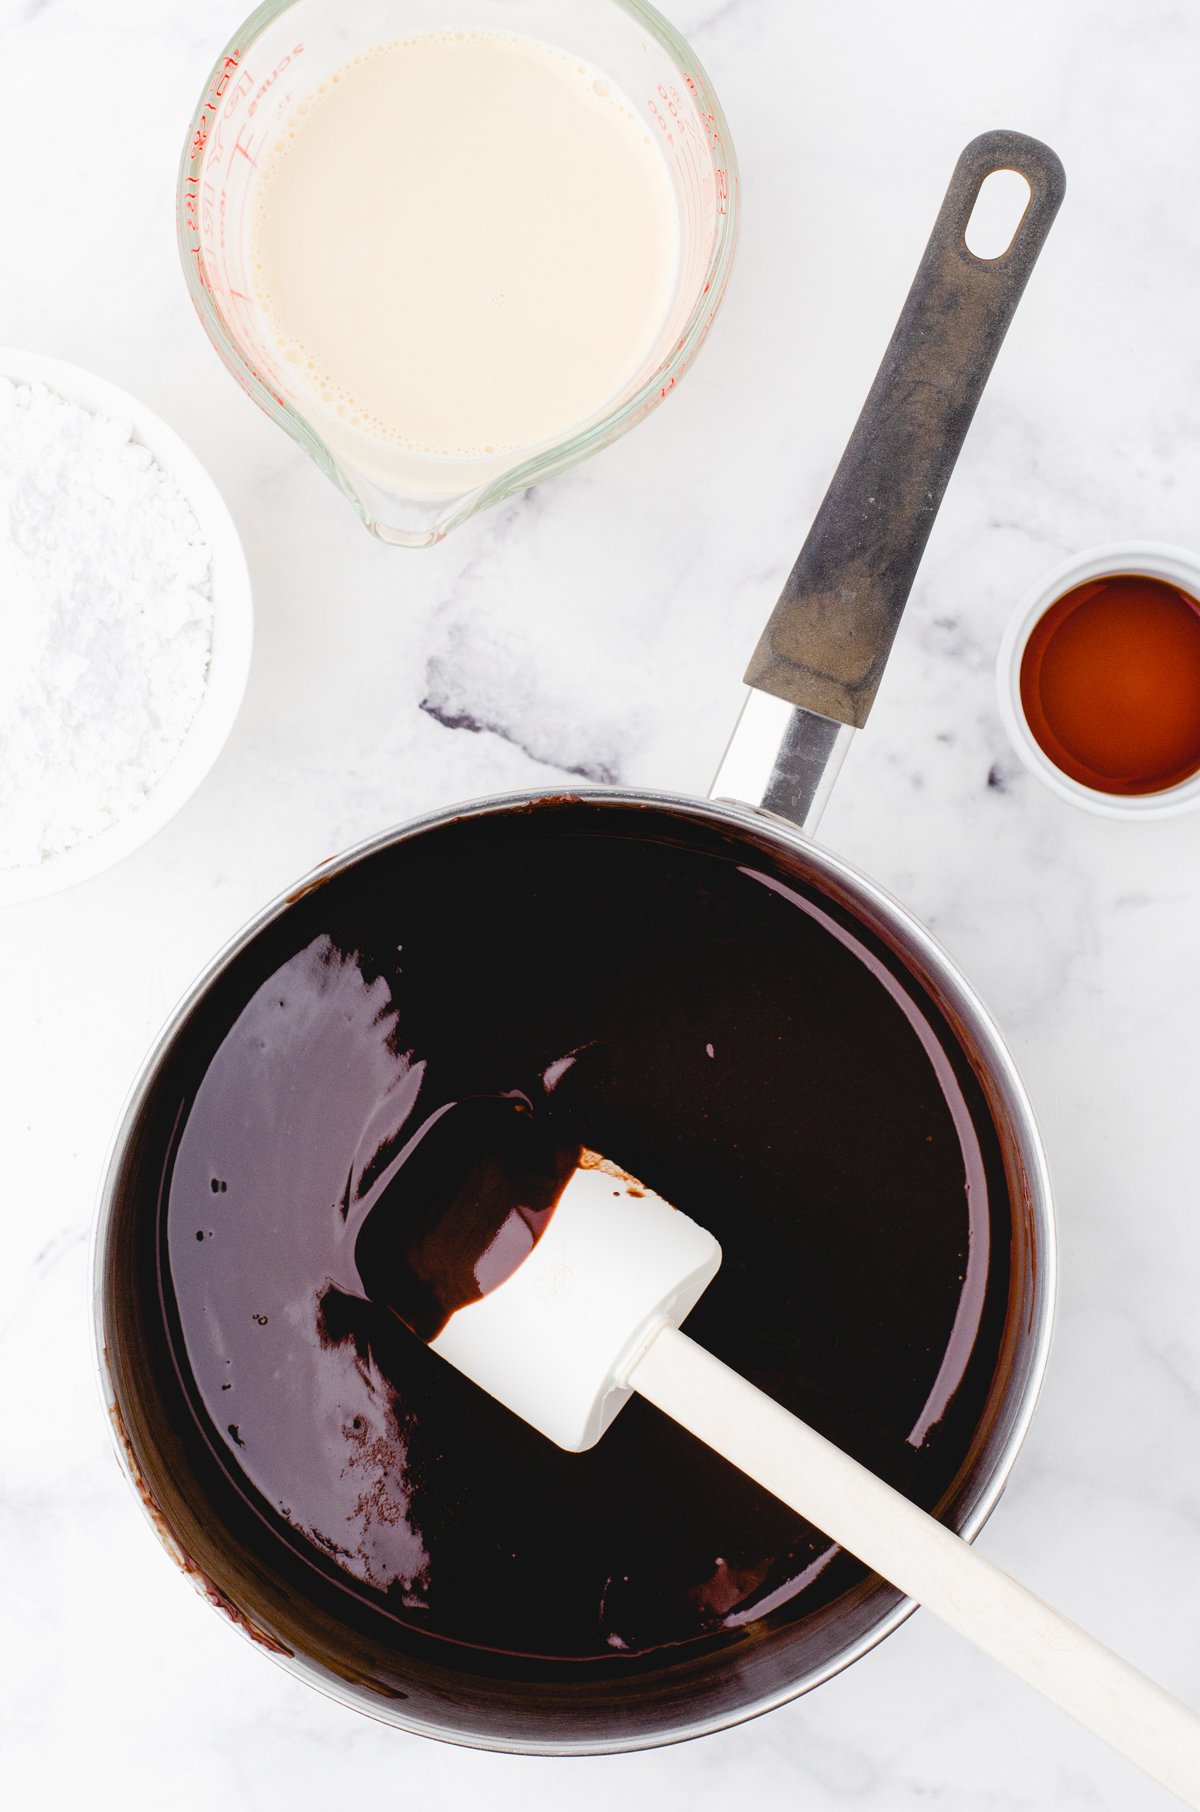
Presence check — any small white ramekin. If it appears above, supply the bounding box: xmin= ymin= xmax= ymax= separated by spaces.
xmin=0 ymin=349 xmax=253 ymax=904
xmin=996 ymin=540 xmax=1200 ymax=820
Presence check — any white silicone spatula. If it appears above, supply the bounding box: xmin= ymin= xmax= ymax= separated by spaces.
xmin=423 ymin=1153 xmax=1200 ymax=1807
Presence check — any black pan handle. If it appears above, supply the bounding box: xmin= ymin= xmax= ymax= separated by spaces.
xmin=744 ymin=130 xmax=1065 ymax=728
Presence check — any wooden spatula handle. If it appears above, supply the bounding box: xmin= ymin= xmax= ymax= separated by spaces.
xmin=630 ymin=1327 xmax=1200 ymax=1808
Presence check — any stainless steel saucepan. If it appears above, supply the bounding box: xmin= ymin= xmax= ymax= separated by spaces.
xmin=94 ymin=131 xmax=1065 ymax=1753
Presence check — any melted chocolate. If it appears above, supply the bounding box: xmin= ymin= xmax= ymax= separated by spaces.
xmin=106 ymin=800 xmax=1018 ymax=1692
xmin=354 ymin=1095 xmax=579 ymax=1342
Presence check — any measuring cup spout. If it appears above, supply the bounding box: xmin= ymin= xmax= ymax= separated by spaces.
xmin=323 ymin=442 xmax=524 ymax=550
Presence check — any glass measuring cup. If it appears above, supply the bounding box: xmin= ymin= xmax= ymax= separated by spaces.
xmin=177 ymin=0 xmax=739 ymax=547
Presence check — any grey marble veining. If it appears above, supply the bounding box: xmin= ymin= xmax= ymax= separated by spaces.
xmin=2 ymin=1 xmax=1199 ymax=1807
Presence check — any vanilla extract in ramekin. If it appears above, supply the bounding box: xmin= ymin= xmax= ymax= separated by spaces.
xmin=997 ymin=543 xmax=1200 ymax=817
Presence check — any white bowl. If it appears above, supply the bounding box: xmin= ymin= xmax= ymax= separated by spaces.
xmin=996 ymin=540 xmax=1200 ymax=820
xmin=0 ymin=349 xmax=253 ymax=905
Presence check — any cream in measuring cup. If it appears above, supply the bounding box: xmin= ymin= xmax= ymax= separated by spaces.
xmin=250 ymin=31 xmax=680 ymax=460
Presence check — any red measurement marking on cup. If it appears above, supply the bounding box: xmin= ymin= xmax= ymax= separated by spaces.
xmin=648 ymin=81 xmax=692 ymax=151
xmin=200 ymin=180 xmax=219 ymax=244
xmin=189 ymin=53 xmax=242 ymax=166
xmin=210 ymin=77 xmax=252 ymax=168
xmin=247 ymin=44 xmax=306 ymax=121
xmin=224 ymin=68 xmax=254 ymax=120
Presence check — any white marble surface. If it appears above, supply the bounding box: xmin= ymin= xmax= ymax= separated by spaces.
xmin=3 ymin=0 xmax=1200 ymax=1805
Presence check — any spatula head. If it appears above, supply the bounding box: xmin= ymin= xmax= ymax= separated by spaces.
xmin=429 ymin=1152 xmax=721 ymax=1451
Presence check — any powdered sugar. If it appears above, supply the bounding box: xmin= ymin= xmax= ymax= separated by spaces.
xmin=0 ymin=378 xmax=213 ymax=871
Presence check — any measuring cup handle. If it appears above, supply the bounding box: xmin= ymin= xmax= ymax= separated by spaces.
xmin=744 ymin=130 xmax=1066 ymax=728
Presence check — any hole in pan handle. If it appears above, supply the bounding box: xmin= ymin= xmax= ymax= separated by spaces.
xmin=744 ymin=129 xmax=1066 ymax=731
